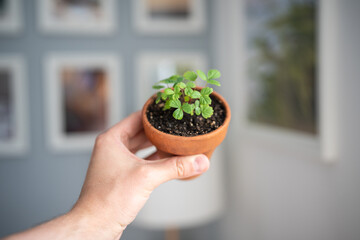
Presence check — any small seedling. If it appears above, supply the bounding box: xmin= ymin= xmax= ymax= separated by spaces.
xmin=152 ymin=69 xmax=221 ymax=120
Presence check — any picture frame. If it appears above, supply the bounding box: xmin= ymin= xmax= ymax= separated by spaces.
xmin=216 ymin=0 xmax=338 ymax=161
xmin=133 ymin=0 xmax=205 ymax=34
xmin=0 ymin=0 xmax=22 ymax=34
xmin=0 ymin=55 xmax=27 ymax=155
xmin=244 ymin=0 xmax=318 ymax=136
xmin=44 ymin=53 xmax=122 ymax=152
xmin=37 ymin=0 xmax=116 ymax=35
xmin=134 ymin=51 xmax=207 ymax=110
xmin=239 ymin=0 xmax=321 ymax=158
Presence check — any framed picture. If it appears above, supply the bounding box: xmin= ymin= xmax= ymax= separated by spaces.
xmin=0 ymin=0 xmax=22 ymax=34
xmin=245 ymin=0 xmax=318 ymax=135
xmin=44 ymin=53 xmax=122 ymax=152
xmin=133 ymin=0 xmax=205 ymax=34
xmin=0 ymin=55 xmax=27 ymax=155
xmin=216 ymin=0 xmax=338 ymax=161
xmin=37 ymin=0 xmax=116 ymax=35
xmin=134 ymin=51 xmax=207 ymax=110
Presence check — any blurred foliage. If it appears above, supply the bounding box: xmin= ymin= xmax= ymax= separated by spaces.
xmin=248 ymin=0 xmax=317 ymax=134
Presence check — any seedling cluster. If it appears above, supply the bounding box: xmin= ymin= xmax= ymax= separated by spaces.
xmin=152 ymin=69 xmax=221 ymax=120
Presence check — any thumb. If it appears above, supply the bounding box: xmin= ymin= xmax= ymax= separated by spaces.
xmin=147 ymin=154 xmax=210 ymax=188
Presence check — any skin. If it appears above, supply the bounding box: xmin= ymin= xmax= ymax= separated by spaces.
xmin=3 ymin=111 xmax=210 ymax=240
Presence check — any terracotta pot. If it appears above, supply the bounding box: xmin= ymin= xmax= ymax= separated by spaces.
xmin=142 ymin=89 xmax=231 ymax=161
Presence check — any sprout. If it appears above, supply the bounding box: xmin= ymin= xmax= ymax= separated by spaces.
xmin=152 ymin=69 xmax=221 ymax=120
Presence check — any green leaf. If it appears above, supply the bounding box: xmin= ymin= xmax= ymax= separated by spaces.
xmin=172 ymin=93 xmax=181 ymax=100
xmin=173 ymin=76 xmax=184 ymax=87
xmin=176 ymin=76 xmax=184 ymax=82
xmin=190 ymin=90 xmax=201 ymax=99
xmin=171 ymin=76 xmax=183 ymax=88
xmin=169 ymin=99 xmax=181 ymax=109
xmin=155 ymin=92 xmax=162 ymax=104
xmin=178 ymin=82 xmax=186 ymax=89
xmin=200 ymin=95 xmax=212 ymax=105
xmin=207 ymin=79 xmax=221 ymax=86
xmin=163 ymin=99 xmax=171 ymax=110
xmin=164 ymin=88 xmax=175 ymax=95
xmin=196 ymin=70 xmax=207 ymax=81
xmin=182 ymin=103 xmax=194 ymax=115
xmin=183 ymin=71 xmax=197 ymax=81
xmin=184 ymin=87 xmax=193 ymax=96
xmin=170 ymin=75 xmax=180 ymax=80
xmin=201 ymin=87 xmax=213 ymax=96
xmin=194 ymin=100 xmax=201 ymax=116
xmin=173 ymin=108 xmax=183 ymax=120
xmin=160 ymin=75 xmax=178 ymax=84
xmin=194 ymin=100 xmax=201 ymax=115
xmin=207 ymin=69 xmax=221 ymax=79
xmin=195 ymin=100 xmax=200 ymax=107
xmin=195 ymin=107 xmax=201 ymax=115
xmin=174 ymin=85 xmax=181 ymax=94
xmin=161 ymin=92 xmax=168 ymax=100
xmin=184 ymin=96 xmax=190 ymax=102
xmin=186 ymin=81 xmax=196 ymax=88
xmin=201 ymin=105 xmax=214 ymax=119
xmin=153 ymin=84 xmax=164 ymax=89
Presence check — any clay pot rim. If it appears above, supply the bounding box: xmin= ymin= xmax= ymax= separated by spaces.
xmin=142 ymin=89 xmax=231 ymax=141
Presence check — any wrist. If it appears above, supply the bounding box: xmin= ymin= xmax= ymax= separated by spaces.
xmin=68 ymin=203 xmax=125 ymax=240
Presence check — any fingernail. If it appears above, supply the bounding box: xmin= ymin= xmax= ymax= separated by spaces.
xmin=193 ymin=155 xmax=209 ymax=173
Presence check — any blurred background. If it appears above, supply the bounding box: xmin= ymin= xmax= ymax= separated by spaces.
xmin=1 ymin=0 xmax=360 ymax=239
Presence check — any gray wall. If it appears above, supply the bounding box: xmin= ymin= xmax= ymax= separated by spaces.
xmin=0 ymin=0 xmax=220 ymax=239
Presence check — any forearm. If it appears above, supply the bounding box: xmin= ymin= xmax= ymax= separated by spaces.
xmin=3 ymin=210 xmax=123 ymax=240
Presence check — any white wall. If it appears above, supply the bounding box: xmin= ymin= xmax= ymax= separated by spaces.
xmin=220 ymin=1 xmax=360 ymax=240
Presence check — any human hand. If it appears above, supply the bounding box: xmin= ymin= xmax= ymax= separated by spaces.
xmin=69 ymin=111 xmax=210 ymax=239
xmin=2 ymin=112 xmax=209 ymax=240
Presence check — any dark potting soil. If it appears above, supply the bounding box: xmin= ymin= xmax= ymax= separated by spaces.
xmin=146 ymin=95 xmax=226 ymax=137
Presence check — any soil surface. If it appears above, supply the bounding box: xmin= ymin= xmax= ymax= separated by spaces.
xmin=146 ymin=95 xmax=226 ymax=137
